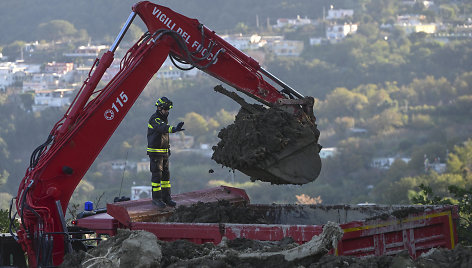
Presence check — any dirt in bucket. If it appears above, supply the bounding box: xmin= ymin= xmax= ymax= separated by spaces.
xmin=211 ymin=85 xmax=322 ymax=185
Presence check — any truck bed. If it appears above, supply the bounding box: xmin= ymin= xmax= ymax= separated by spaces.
xmin=76 ymin=186 xmax=458 ymax=259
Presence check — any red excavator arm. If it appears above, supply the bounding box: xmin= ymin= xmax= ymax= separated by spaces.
xmin=14 ymin=1 xmax=320 ymax=266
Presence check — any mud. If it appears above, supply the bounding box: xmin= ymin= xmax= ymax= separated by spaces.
xmin=212 ymin=85 xmax=321 ymax=185
xmin=167 ymin=200 xmax=270 ymax=224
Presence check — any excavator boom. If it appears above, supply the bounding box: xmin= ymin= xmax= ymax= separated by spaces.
xmin=14 ymin=1 xmax=321 ymax=266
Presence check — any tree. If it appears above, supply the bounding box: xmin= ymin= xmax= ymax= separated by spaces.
xmin=0 ymin=206 xmax=18 ymax=232
xmin=0 ymin=170 xmax=9 ymax=187
xmin=37 ymin=20 xmax=78 ymax=42
xmin=447 ymin=139 xmax=472 ymax=177
xmin=235 ymin=22 xmax=249 ymax=34
xmin=333 ymin=117 xmax=355 ymax=135
xmin=215 ymin=109 xmax=235 ymax=127
xmin=454 ymin=72 xmax=472 ymax=96
xmin=2 ymin=41 xmax=26 ymax=61
xmin=409 ymin=76 xmax=455 ymax=105
xmin=366 ymin=108 xmax=403 ymax=134
xmin=367 ymin=89 xmax=392 ymax=114
xmin=321 ymin=87 xmax=368 ymax=119
xmin=412 ymin=184 xmax=472 ymax=245
xmin=180 ymin=112 xmax=209 ymax=141
xmin=123 ymin=24 xmax=144 ymax=44
xmin=19 ymin=92 xmax=35 ymax=112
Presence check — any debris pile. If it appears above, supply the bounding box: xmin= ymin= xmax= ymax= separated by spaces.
xmin=61 ymin=222 xmax=343 ymax=268
xmin=61 ymin=228 xmax=472 ymax=267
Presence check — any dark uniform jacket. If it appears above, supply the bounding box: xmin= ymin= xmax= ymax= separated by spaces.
xmin=147 ymin=110 xmax=173 ymax=157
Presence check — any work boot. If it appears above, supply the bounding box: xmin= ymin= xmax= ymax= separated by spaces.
xmin=162 ymin=188 xmax=176 ymax=207
xmin=152 ymin=191 xmax=166 ymax=209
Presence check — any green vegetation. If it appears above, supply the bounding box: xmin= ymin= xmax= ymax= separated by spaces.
xmin=0 ymin=209 xmax=18 ymax=233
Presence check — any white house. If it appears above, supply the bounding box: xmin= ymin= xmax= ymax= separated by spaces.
xmin=0 ymin=62 xmax=27 ymax=91
xmin=267 ymin=40 xmax=304 ymax=57
xmin=275 ymin=16 xmax=312 ymax=28
xmin=326 ymin=9 xmax=354 ymax=20
xmin=221 ymin=34 xmax=266 ymax=51
xmin=155 ymin=57 xmax=198 ymax=80
xmin=371 ymin=157 xmax=411 ymax=169
xmin=22 ymin=81 xmax=49 ymax=92
xmin=63 ymin=44 xmax=108 ymax=58
xmin=326 ymin=24 xmax=358 ymax=41
xmin=45 ymin=62 xmax=74 ymax=74
xmin=32 ymin=88 xmax=73 ymax=112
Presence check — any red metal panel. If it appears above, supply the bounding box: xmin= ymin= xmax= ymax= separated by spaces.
xmin=223 ymin=224 xmax=323 ymax=243
xmin=77 ymin=204 xmax=459 ymax=260
xmin=107 ymin=186 xmax=250 ymax=227
xmin=75 ymin=213 xmax=118 ymax=236
xmin=337 ymin=209 xmax=456 ymax=258
xmin=131 ymin=222 xmax=224 ymax=244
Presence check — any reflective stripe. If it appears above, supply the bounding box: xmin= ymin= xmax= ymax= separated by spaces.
xmin=148 ymin=123 xmax=153 ymax=129
xmin=161 ymin=181 xmax=171 ymax=188
xmin=147 ymin=148 xmax=169 ymax=153
xmin=168 ymin=126 xmax=173 ymax=133
xmin=152 ymin=182 xmax=161 ymax=191
xmin=155 ymin=118 xmax=162 ymax=124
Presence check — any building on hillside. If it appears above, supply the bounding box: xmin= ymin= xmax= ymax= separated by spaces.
xmin=136 ymin=160 xmax=150 ymax=173
xmin=22 ymin=81 xmax=48 ymax=92
xmin=398 ymin=23 xmax=437 ymax=34
xmin=401 ymin=1 xmax=435 ymax=8
xmin=110 ymin=160 xmax=136 ymax=171
xmin=326 ymin=24 xmax=358 ymax=41
xmin=45 ymin=62 xmax=74 ymax=74
xmin=0 ymin=62 xmax=27 ymax=91
xmin=32 ymin=88 xmax=74 ymax=112
xmin=424 ymin=157 xmax=446 ymax=174
xmin=371 ymin=157 xmax=411 ymax=170
xmin=154 ymin=58 xmax=198 ymax=80
xmin=221 ymin=34 xmax=267 ymax=50
xmin=348 ymin=127 xmax=368 ymax=136
xmin=23 ymin=73 xmax=62 ymax=93
xmin=326 ymin=9 xmax=354 ymax=20
xmin=170 ymin=134 xmax=194 ymax=149
xmin=275 ymin=16 xmax=312 ymax=28
xmin=63 ymin=44 xmax=108 ymax=58
xmin=395 ymin=15 xmax=437 ymax=34
xmin=266 ymin=40 xmax=304 ymax=57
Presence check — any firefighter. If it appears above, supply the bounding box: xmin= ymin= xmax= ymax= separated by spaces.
xmin=147 ymin=97 xmax=184 ymax=208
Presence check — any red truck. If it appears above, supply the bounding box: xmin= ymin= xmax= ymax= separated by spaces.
xmin=75 ymin=185 xmax=458 ymax=259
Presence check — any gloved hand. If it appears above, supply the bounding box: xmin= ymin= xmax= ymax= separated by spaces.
xmin=172 ymin=122 xmax=185 ymax=133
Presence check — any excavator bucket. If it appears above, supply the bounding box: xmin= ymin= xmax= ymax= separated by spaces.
xmin=238 ymin=138 xmax=322 ymax=185
xmin=212 ymin=102 xmax=322 ymax=185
